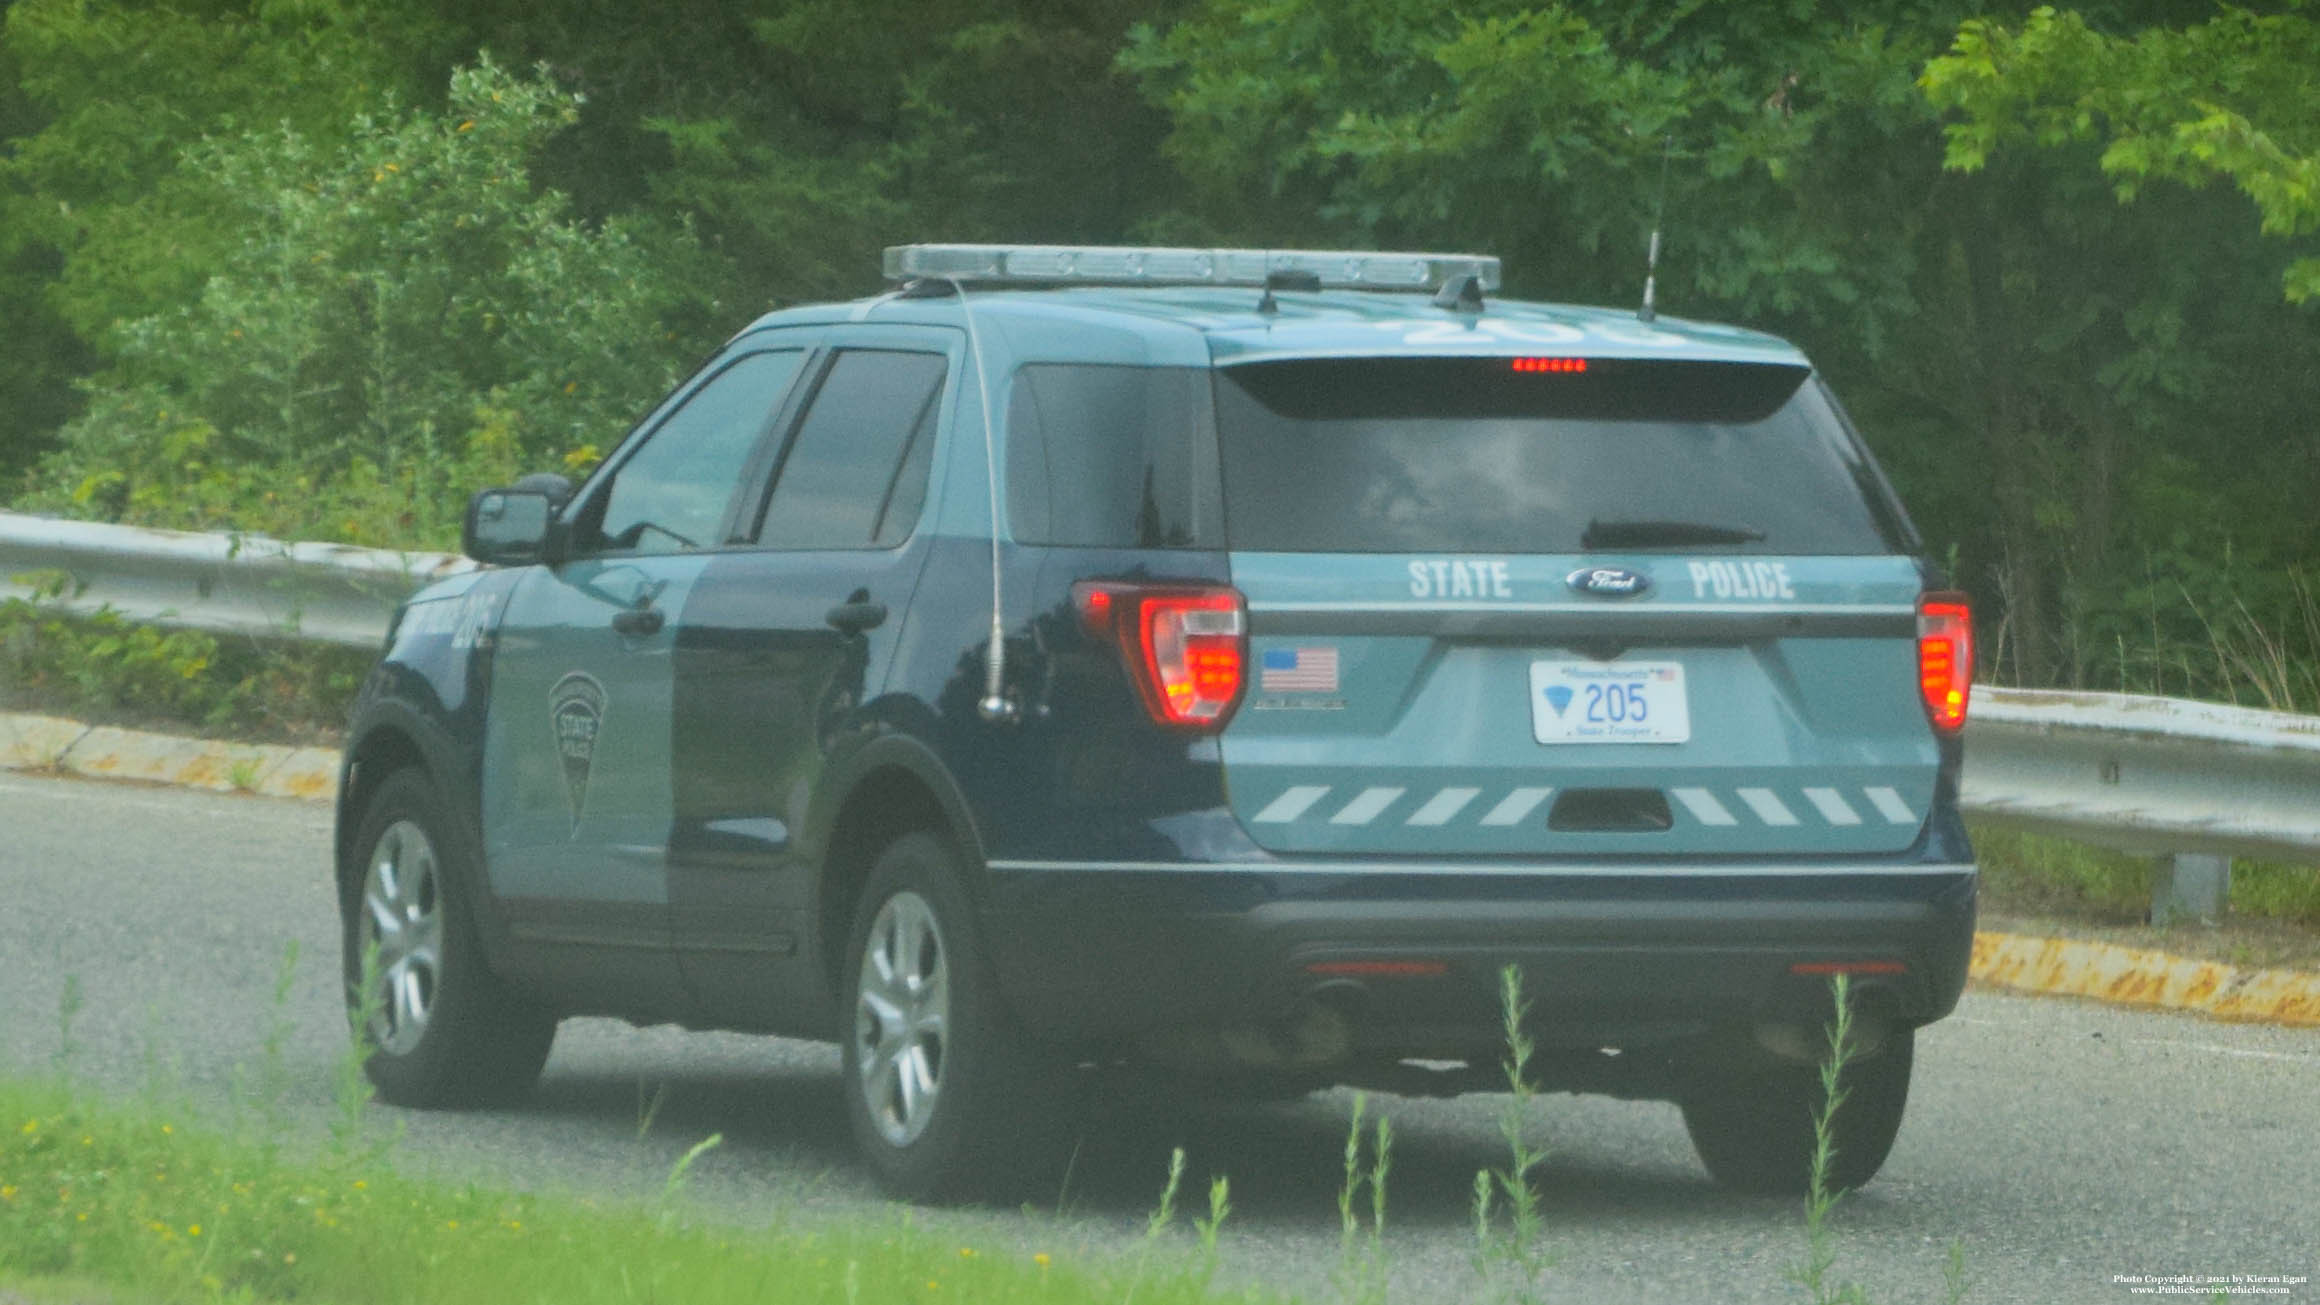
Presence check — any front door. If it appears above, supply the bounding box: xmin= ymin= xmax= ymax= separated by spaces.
xmin=482 ymin=345 xmax=809 ymax=1017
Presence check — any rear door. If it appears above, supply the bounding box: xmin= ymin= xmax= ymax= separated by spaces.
xmin=667 ymin=329 xmax=955 ymax=1025
xmin=1214 ymin=356 xmax=1936 ymax=860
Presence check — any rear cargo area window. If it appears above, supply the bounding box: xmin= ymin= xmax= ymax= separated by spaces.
xmin=1215 ymin=358 xmax=1906 ymax=555
xmin=1006 ymin=364 xmax=1222 ymax=549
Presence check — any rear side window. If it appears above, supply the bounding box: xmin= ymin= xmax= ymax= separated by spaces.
xmin=1215 ymin=358 xmax=1907 ymax=555
xmin=755 ymin=349 xmax=946 ymax=549
xmin=1006 ymin=364 xmax=1222 ymax=549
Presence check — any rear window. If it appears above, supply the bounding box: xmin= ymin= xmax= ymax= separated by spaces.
xmin=1215 ymin=358 xmax=1909 ymax=555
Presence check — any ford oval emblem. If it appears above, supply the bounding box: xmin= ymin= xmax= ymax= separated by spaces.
xmin=1567 ymin=566 xmax=1652 ymax=598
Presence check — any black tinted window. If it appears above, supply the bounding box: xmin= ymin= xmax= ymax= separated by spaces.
xmin=1216 ymin=359 xmax=1904 ymax=555
xmin=757 ymin=350 xmax=946 ymax=549
xmin=597 ymin=350 xmax=802 ymax=553
xmin=1006 ymin=364 xmax=1221 ymax=549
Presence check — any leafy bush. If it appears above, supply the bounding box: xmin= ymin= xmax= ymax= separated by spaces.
xmin=18 ymin=58 xmax=710 ymax=552
xmin=0 ymin=582 xmax=368 ymax=743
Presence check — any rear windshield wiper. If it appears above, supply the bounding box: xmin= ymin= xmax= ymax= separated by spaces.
xmin=1580 ymin=519 xmax=1768 ymax=550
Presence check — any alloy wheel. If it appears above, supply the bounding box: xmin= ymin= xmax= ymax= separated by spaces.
xmin=853 ymin=890 xmax=951 ymax=1146
xmin=358 ymin=819 xmax=443 ymax=1056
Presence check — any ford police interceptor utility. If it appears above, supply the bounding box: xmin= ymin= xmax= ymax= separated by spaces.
xmin=335 ymin=244 xmax=1977 ymax=1201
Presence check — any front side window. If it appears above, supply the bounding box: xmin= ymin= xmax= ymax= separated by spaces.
xmin=754 ymin=349 xmax=948 ymax=549
xmin=593 ymin=350 xmax=804 ymax=554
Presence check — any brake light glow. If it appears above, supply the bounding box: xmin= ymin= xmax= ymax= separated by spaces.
xmin=1917 ymin=592 xmax=1974 ymax=735
xmin=1073 ymin=582 xmax=1248 ymax=731
xmin=1510 ymin=357 xmax=1587 ymax=373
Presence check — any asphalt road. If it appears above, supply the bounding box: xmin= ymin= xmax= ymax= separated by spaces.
xmin=2 ymin=769 xmax=2315 ymax=1304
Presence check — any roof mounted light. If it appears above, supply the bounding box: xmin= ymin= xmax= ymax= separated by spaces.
xmin=883 ymin=244 xmax=1501 ymax=295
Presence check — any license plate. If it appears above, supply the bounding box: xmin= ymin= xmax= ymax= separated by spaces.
xmin=1529 ymin=661 xmax=1690 ymax=744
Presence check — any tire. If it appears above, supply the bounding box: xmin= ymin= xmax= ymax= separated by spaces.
xmin=1680 ymin=1028 xmax=1913 ymax=1195
xmin=343 ymin=767 xmax=557 ymax=1108
xmin=839 ymin=831 xmax=1072 ymax=1203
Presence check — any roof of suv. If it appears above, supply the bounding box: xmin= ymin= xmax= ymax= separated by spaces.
xmin=737 ymin=286 xmax=1809 ymax=368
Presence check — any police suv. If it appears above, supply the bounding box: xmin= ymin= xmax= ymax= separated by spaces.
xmin=336 ymin=244 xmax=1977 ymax=1201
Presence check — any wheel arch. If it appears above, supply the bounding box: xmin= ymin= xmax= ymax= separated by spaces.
xmin=804 ymin=733 xmax=986 ymax=998
xmin=336 ymin=706 xmax=474 ymax=909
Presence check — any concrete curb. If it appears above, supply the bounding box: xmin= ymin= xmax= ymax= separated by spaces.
xmin=4 ymin=710 xmax=2316 ymax=1028
xmin=0 ymin=710 xmax=339 ymax=802
xmin=1969 ymin=930 xmax=2320 ymax=1028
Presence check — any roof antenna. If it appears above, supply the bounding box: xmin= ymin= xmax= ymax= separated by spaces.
xmin=940 ymin=275 xmax=1017 ymax=724
xmin=1638 ymin=134 xmax=1674 ymax=323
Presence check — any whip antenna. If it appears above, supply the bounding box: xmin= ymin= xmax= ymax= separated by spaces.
xmin=937 ymin=275 xmax=1016 ymax=723
xmin=1639 ymin=134 xmax=1674 ymax=323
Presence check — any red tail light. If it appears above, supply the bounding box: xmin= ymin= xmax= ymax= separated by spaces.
xmin=1917 ymin=592 xmax=1974 ymax=736
xmin=1072 ymin=582 xmax=1248 ymax=731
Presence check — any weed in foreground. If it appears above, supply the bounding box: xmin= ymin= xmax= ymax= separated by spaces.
xmin=1790 ymin=973 xmax=1864 ymax=1305
xmin=51 ymin=973 xmax=82 ymax=1073
xmin=657 ymin=1132 xmax=724 ymax=1230
xmin=635 ymin=1076 xmax=671 ymax=1140
xmin=1472 ymin=964 xmax=1555 ymax=1304
xmin=1193 ymin=1170 xmax=1233 ymax=1292
xmin=1790 ymin=975 xmax=1977 ymax=1305
xmin=329 ymin=941 xmax=399 ymax=1166
xmin=256 ymin=940 xmax=300 ymax=1147
xmin=1332 ymin=1092 xmax=1394 ymax=1305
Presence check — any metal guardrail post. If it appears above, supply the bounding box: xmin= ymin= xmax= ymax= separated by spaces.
xmin=2152 ymin=853 xmax=2232 ymax=926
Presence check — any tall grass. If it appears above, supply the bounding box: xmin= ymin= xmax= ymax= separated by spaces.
xmin=3 ymin=955 xmax=2000 ymax=1305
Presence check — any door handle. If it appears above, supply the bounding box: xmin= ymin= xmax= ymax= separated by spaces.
xmin=826 ymin=600 xmax=887 ymax=635
xmin=611 ymin=605 xmax=665 ymax=637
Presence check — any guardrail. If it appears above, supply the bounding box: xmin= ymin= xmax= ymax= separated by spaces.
xmin=1962 ymin=687 xmax=2320 ymax=923
xmin=0 ymin=510 xmax=469 ymax=648
xmin=3 ymin=509 xmax=2314 ymax=920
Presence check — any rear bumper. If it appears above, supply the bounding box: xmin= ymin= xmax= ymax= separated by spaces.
xmin=979 ymin=861 xmax=1976 ymax=1057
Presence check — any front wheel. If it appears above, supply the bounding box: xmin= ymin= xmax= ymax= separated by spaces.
xmin=840 ymin=831 xmax=1072 ymax=1202
xmin=343 ymin=768 xmax=557 ymax=1107
xmin=1681 ymin=1029 xmax=1914 ymax=1195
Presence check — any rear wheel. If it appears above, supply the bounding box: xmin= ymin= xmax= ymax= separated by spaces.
xmin=1681 ymin=1029 xmax=1913 ymax=1195
xmin=344 ymin=768 xmax=557 ymax=1107
xmin=840 ymin=831 xmax=1073 ymax=1202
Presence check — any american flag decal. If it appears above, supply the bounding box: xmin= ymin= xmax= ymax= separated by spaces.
xmin=1259 ymin=646 xmax=1339 ymax=693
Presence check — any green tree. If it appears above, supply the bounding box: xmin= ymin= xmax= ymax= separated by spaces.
xmin=1923 ymin=4 xmax=2320 ymax=301
xmin=0 ymin=0 xmax=1182 ymax=480
xmin=19 ymin=59 xmax=714 ymax=549
xmin=0 ymin=0 xmax=443 ymax=479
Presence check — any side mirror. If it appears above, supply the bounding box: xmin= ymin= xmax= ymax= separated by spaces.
xmin=463 ymin=487 xmax=562 ymax=566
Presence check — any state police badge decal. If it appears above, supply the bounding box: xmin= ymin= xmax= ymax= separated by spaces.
xmin=549 ymin=671 xmax=608 ymax=834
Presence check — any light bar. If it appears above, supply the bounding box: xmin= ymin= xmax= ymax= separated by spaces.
xmin=883 ymin=244 xmax=1501 ymax=294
